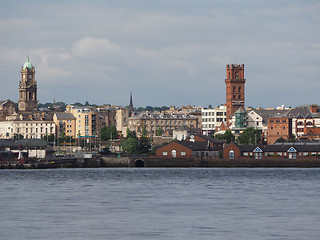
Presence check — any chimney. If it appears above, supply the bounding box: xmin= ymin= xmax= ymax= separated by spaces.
xmin=310 ymin=105 xmax=318 ymax=113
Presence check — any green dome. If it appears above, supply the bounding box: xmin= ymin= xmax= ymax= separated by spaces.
xmin=23 ymin=57 xmax=33 ymax=70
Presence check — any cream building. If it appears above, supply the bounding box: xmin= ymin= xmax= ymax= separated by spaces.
xmin=115 ymin=107 xmax=129 ymax=134
xmin=53 ymin=112 xmax=77 ymax=138
xmin=66 ymin=105 xmax=99 ymax=137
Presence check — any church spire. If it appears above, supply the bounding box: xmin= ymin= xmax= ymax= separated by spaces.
xmin=129 ymin=92 xmax=134 ymax=112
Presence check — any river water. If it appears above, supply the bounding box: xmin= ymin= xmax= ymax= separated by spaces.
xmin=0 ymin=168 xmax=319 ymax=240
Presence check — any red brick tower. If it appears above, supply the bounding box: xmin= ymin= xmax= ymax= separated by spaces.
xmin=225 ymin=64 xmax=246 ymax=118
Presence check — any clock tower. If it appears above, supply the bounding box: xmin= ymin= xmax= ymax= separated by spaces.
xmin=18 ymin=57 xmax=38 ymax=112
xmin=225 ymin=64 xmax=246 ymax=118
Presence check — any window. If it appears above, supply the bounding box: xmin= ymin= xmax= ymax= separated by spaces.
xmin=172 ymin=150 xmax=177 ymax=158
xmin=163 ymin=152 xmax=168 ymax=156
xmin=181 ymin=152 xmax=186 ymax=156
xmin=229 ymin=150 xmax=234 ymax=159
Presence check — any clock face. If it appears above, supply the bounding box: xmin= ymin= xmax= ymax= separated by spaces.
xmin=28 ymin=75 xmax=32 ymax=79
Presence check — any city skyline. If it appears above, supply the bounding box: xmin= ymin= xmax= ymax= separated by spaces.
xmin=1 ymin=0 xmax=319 ymax=108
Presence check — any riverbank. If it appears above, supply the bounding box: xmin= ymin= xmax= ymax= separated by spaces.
xmin=3 ymin=156 xmax=320 ymax=169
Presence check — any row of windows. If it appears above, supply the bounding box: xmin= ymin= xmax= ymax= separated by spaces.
xmin=203 ymin=112 xmax=226 ymax=117
xmin=131 ymin=120 xmax=194 ymax=126
xmin=269 ymin=120 xmax=287 ymax=123
xmin=243 ymin=152 xmax=319 ymax=157
xmin=202 ymin=124 xmax=215 ymax=129
xmin=19 ymin=123 xmax=54 ymax=127
xmin=16 ymin=127 xmax=54 ymax=133
xmin=162 ymin=150 xmax=186 ymax=157
xmin=270 ymin=126 xmax=286 ymax=130
xmin=297 ymin=121 xmax=313 ymax=126
xmin=216 ymin=118 xmax=226 ymax=122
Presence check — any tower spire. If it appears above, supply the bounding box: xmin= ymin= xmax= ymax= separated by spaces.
xmin=129 ymin=92 xmax=134 ymax=112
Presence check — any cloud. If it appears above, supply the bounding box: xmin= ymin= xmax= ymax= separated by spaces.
xmin=0 ymin=1 xmax=319 ymax=108
xmin=72 ymin=37 xmax=121 ymax=57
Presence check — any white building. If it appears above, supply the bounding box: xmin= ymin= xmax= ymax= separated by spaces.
xmin=201 ymin=105 xmax=227 ymax=135
xmin=0 ymin=119 xmax=56 ymax=139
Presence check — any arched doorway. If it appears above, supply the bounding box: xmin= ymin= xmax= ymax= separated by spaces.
xmin=135 ymin=159 xmax=145 ymax=167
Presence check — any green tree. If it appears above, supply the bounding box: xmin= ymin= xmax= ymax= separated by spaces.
xmin=157 ymin=126 xmax=163 ymax=136
xmin=275 ymin=137 xmax=286 ymax=143
xmin=41 ymin=134 xmax=55 ymax=142
xmin=126 ymin=128 xmax=137 ymax=139
xmin=141 ymin=126 xmax=147 ymax=136
xmin=238 ymin=127 xmax=261 ymax=145
xmin=122 ymin=137 xmax=139 ymax=154
xmin=215 ymin=130 xmax=235 ymax=143
xmin=138 ymin=136 xmax=151 ymax=154
xmin=73 ymin=102 xmax=84 ymax=107
xmin=100 ymin=126 xmax=118 ymax=141
xmin=59 ymin=131 xmax=66 ymax=143
xmin=145 ymin=106 xmax=154 ymax=112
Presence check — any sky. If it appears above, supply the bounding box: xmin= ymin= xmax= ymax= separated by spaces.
xmin=0 ymin=0 xmax=319 ymax=108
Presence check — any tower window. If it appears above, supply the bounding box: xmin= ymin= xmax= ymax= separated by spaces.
xmin=238 ymin=87 xmax=241 ymax=92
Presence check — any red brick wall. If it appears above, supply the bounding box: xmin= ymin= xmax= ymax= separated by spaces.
xmin=223 ymin=142 xmax=241 ymax=159
xmin=156 ymin=142 xmax=192 ymax=158
xmin=267 ymin=117 xmax=292 ymax=145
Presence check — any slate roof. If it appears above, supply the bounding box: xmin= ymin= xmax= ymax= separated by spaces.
xmin=238 ymin=142 xmax=320 ymax=152
xmin=247 ymin=105 xmax=320 ymax=123
xmin=175 ymin=125 xmax=191 ymax=131
xmin=178 ymin=141 xmax=213 ymax=151
xmin=55 ymin=112 xmax=76 ymax=120
xmin=0 ymin=139 xmax=53 ymax=149
xmin=129 ymin=112 xmax=197 ymax=120
xmin=188 ymin=134 xmax=227 ymax=144
xmin=0 ymin=100 xmax=10 ymax=105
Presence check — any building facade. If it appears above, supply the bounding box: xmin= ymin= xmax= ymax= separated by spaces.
xmin=267 ymin=117 xmax=292 ymax=145
xmin=128 ymin=112 xmax=198 ymax=137
xmin=0 ymin=100 xmax=16 ymax=121
xmin=66 ymin=105 xmax=99 ymax=137
xmin=53 ymin=112 xmax=77 ymax=138
xmin=201 ymin=105 xmax=227 ymax=135
xmin=115 ymin=108 xmax=129 ymax=134
xmin=224 ymin=141 xmax=320 ymax=160
xmin=0 ymin=119 xmax=55 ymax=139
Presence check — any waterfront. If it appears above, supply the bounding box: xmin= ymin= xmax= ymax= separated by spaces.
xmin=0 ymin=168 xmax=319 ymax=240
